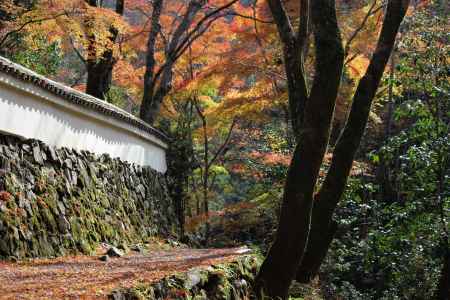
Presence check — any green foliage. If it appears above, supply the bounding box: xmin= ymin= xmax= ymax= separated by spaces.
xmin=10 ymin=35 xmax=62 ymax=77
xmin=321 ymin=3 xmax=449 ymax=298
xmin=104 ymin=85 xmax=139 ymax=114
xmin=191 ymin=164 xmax=233 ymax=211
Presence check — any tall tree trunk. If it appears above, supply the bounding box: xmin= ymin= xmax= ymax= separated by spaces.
xmin=435 ymin=251 xmax=450 ymax=300
xmin=140 ymin=0 xmax=205 ymax=124
xmin=166 ymin=132 xmax=194 ymax=239
xmin=139 ymin=0 xmax=239 ymax=124
xmin=254 ymin=1 xmax=344 ymax=298
xmin=139 ymin=0 xmax=164 ymax=123
xmin=85 ymin=0 xmax=124 ymax=100
xmin=86 ymin=54 xmax=115 ymax=99
xmin=295 ymin=0 xmax=410 ymax=283
xmin=435 ymin=130 xmax=450 ymax=300
xmin=267 ymin=0 xmax=309 ymax=140
xmin=377 ymin=52 xmax=397 ymax=202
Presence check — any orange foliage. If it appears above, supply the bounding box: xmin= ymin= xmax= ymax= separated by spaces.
xmin=2 ymin=0 xmax=391 ymax=121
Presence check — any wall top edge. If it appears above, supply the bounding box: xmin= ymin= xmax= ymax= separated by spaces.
xmin=0 ymin=56 xmax=169 ymax=145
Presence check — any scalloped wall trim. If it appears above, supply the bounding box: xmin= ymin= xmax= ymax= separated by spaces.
xmin=0 ymin=57 xmax=167 ymax=173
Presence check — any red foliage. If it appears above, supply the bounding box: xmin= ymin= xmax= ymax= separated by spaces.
xmin=185 ymin=202 xmax=256 ymax=232
xmin=36 ymin=197 xmax=48 ymax=208
xmin=0 ymin=191 xmax=12 ymax=202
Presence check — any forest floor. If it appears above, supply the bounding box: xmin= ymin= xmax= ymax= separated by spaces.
xmin=0 ymin=246 xmax=251 ymax=299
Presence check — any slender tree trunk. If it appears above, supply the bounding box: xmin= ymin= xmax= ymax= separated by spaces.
xmin=203 ymin=164 xmax=209 ymax=216
xmin=203 ymin=197 xmax=208 ymax=216
xmin=267 ymin=0 xmax=309 ymax=140
xmin=254 ymin=1 xmax=344 ymax=298
xmin=385 ymin=53 xmax=396 ymax=138
xmin=435 ymin=133 xmax=450 ymax=300
xmin=377 ymin=53 xmax=397 ymax=202
xmin=169 ymin=174 xmax=186 ymax=237
xmin=140 ymin=0 xmax=205 ymax=124
xmin=295 ymin=0 xmax=410 ymax=283
xmin=196 ymin=197 xmax=201 ymax=215
xmin=166 ymin=136 xmax=192 ymax=238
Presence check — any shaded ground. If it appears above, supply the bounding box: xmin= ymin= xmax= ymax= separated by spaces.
xmin=0 ymin=247 xmax=251 ymax=299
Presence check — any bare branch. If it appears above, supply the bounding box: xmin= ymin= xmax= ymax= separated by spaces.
xmin=207 ymin=118 xmax=237 ymax=169
xmin=227 ymin=12 xmax=273 ymax=24
xmin=172 ymin=0 xmax=239 ymax=60
xmin=68 ymin=36 xmax=87 ymax=65
xmin=344 ymin=0 xmax=385 ymax=57
xmin=0 ymin=13 xmax=67 ymax=48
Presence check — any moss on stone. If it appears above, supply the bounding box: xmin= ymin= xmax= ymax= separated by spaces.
xmin=109 ymin=256 xmax=260 ymax=300
xmin=0 ymin=135 xmax=178 ymax=259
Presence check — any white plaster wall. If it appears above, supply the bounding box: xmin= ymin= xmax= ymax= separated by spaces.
xmin=0 ymin=73 xmax=167 ymax=173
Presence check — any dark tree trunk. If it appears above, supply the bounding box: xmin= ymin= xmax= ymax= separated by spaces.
xmin=295 ymin=218 xmax=338 ymax=283
xmin=166 ymin=139 xmax=192 ymax=238
xmin=84 ymin=0 xmax=124 ymax=100
xmin=295 ymin=0 xmax=410 ymax=283
xmin=139 ymin=0 xmax=163 ymax=124
xmin=86 ymin=54 xmax=115 ymax=99
xmin=254 ymin=0 xmax=344 ymax=298
xmin=140 ymin=0 xmax=205 ymax=124
xmin=435 ymin=251 xmax=450 ymax=300
xmin=165 ymin=101 xmax=196 ymax=240
xmin=377 ymin=54 xmax=398 ymax=203
xmin=196 ymin=197 xmax=201 ymax=215
xmin=267 ymin=0 xmax=309 ymax=140
xmin=115 ymin=0 xmax=124 ymax=15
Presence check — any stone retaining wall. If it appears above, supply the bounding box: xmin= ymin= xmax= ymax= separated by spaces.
xmin=0 ymin=134 xmax=177 ymax=259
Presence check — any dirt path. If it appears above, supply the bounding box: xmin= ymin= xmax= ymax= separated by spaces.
xmin=0 ymin=247 xmax=251 ymax=299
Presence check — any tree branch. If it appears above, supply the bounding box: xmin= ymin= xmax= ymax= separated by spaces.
xmin=207 ymin=118 xmax=236 ymax=169
xmin=344 ymin=0 xmax=385 ymax=57
xmin=140 ymin=0 xmax=164 ymax=122
xmin=68 ymin=36 xmax=87 ymax=65
xmin=227 ymin=12 xmax=273 ymax=24
xmin=267 ymin=0 xmax=295 ymax=46
xmin=0 ymin=13 xmax=67 ymax=49
xmin=172 ymin=0 xmax=239 ymax=61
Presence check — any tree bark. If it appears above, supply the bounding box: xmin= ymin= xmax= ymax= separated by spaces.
xmin=140 ymin=0 xmax=206 ymax=124
xmin=139 ymin=0 xmax=239 ymax=124
xmin=85 ymin=0 xmax=124 ymax=100
xmin=377 ymin=53 xmax=398 ymax=202
xmin=295 ymin=217 xmax=338 ymax=283
xmin=435 ymin=251 xmax=450 ymax=300
xmin=85 ymin=53 xmax=115 ymax=99
xmin=254 ymin=0 xmax=344 ymax=298
xmin=267 ymin=0 xmax=308 ymax=140
xmin=295 ymin=0 xmax=410 ymax=283
xmin=139 ymin=0 xmax=163 ymax=123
